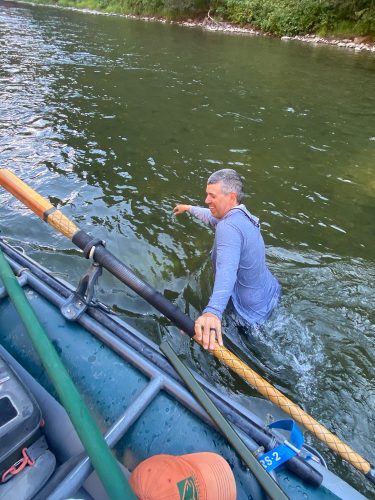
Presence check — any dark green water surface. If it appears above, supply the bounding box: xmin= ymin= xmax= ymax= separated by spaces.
xmin=0 ymin=1 xmax=374 ymax=496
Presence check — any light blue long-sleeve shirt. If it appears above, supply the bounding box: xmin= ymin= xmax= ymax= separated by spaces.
xmin=189 ymin=204 xmax=280 ymax=325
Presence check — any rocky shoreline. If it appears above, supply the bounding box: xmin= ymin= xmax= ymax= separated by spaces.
xmin=22 ymin=2 xmax=375 ymax=53
xmin=176 ymin=18 xmax=375 ymax=53
xmin=280 ymin=33 xmax=375 ymax=52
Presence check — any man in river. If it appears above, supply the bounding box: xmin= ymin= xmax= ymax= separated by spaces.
xmin=173 ymin=168 xmax=280 ymax=350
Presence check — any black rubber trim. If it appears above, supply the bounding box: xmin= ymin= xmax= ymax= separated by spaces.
xmin=43 ymin=207 xmax=57 ymax=222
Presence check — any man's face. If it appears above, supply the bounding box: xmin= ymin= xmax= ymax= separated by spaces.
xmin=205 ymin=182 xmax=235 ymax=219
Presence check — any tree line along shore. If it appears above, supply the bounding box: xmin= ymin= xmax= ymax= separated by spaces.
xmin=27 ymin=0 xmax=375 ymax=40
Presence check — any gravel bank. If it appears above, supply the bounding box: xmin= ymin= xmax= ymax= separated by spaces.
xmin=176 ymin=18 xmax=375 ymax=53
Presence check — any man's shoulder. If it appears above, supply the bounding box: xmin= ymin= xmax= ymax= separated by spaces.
xmin=232 ymin=205 xmax=260 ymax=227
xmin=216 ymin=215 xmax=244 ymax=240
xmin=218 ymin=208 xmax=261 ymax=247
xmin=223 ymin=206 xmax=259 ymax=227
xmin=219 ymin=212 xmax=242 ymax=227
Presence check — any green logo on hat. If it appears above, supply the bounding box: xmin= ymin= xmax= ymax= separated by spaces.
xmin=177 ymin=476 xmax=199 ymax=499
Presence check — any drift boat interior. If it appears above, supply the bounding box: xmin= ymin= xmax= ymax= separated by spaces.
xmin=0 ymin=236 xmax=370 ymax=499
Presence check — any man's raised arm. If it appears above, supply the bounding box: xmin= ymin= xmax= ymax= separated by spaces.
xmin=173 ymin=204 xmax=218 ymax=227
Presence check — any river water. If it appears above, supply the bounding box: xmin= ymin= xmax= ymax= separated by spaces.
xmin=0 ymin=1 xmax=374 ymax=496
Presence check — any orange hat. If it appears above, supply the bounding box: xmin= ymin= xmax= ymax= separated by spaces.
xmin=129 ymin=452 xmax=237 ymax=500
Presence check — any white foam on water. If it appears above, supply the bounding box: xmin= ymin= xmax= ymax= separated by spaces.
xmin=224 ymin=305 xmax=325 ymax=400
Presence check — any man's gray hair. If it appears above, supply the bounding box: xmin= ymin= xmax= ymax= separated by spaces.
xmin=207 ymin=169 xmax=244 ymax=202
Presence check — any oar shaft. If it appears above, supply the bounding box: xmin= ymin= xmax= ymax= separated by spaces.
xmin=211 ymin=344 xmax=373 ymax=477
xmin=0 ymin=169 xmax=52 ymax=218
xmin=72 ymin=230 xmax=196 ymax=336
xmin=0 ymin=169 xmax=79 ymax=239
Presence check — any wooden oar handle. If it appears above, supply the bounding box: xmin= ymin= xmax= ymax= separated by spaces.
xmin=0 ymin=169 xmax=79 ymax=240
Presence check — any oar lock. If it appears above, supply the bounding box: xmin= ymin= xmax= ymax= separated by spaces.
xmin=60 ymin=262 xmax=103 ymax=321
xmin=82 ymin=238 xmax=106 ymax=260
